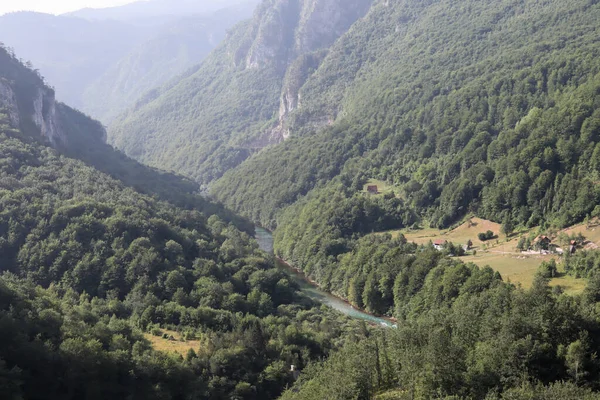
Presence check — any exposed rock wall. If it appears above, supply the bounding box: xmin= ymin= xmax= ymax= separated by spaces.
xmin=0 ymin=77 xmax=65 ymax=145
xmin=241 ymin=0 xmax=373 ymax=143
xmin=32 ymin=87 xmax=63 ymax=145
xmin=0 ymin=78 xmax=20 ymax=127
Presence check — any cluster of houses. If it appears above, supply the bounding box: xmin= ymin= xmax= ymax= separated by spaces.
xmin=431 ymin=235 xmax=579 ymax=256
xmin=531 ymin=235 xmax=577 ymax=255
xmin=432 ymin=239 xmax=470 ymax=253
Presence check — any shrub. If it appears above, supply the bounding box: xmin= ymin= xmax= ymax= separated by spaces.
xmin=538 ymin=259 xmax=558 ymax=278
xmin=151 ymin=327 xmax=163 ymax=337
xmin=478 ymin=231 xmax=495 ymax=241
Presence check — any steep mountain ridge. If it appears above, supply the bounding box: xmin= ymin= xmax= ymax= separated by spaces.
xmin=212 ymin=0 xmax=600 ymax=229
xmin=0 ymin=45 xmax=253 ymax=231
xmin=109 ymin=0 xmax=373 ymax=182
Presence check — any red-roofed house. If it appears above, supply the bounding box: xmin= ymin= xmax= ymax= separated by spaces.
xmin=433 ymin=239 xmax=447 ymax=251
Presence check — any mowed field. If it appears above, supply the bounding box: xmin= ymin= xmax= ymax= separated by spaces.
xmin=362 ymin=179 xmax=397 ymax=195
xmin=144 ymin=329 xmax=201 ymax=356
xmin=400 ymin=217 xmax=502 ymax=247
xmin=384 ymin=217 xmax=591 ymax=294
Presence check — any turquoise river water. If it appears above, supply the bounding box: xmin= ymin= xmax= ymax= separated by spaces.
xmin=255 ymin=227 xmax=395 ymax=327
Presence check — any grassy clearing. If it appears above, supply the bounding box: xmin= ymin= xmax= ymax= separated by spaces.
xmin=375 ymin=389 xmax=408 ymax=399
xmin=396 ymin=217 xmax=502 ymax=248
xmin=382 ymin=217 xmax=589 ymax=292
xmin=461 ymin=252 xmax=553 ymax=289
xmin=144 ymin=329 xmax=201 ymax=356
xmin=362 ymin=179 xmax=397 ymax=196
xmin=550 ymin=274 xmax=588 ymax=295
xmin=561 ymin=219 xmax=600 ymax=248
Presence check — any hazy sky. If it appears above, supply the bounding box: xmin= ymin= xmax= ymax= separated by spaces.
xmin=0 ymin=0 xmax=137 ymax=16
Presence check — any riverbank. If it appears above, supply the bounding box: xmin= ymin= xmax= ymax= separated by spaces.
xmin=255 ymin=227 xmax=396 ymax=327
xmin=276 ymin=257 xmax=398 ymax=326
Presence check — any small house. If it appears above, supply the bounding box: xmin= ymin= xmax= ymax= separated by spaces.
xmin=433 ymin=239 xmax=447 ymax=251
xmin=534 ymin=235 xmax=551 ymax=251
xmin=367 ymin=185 xmax=379 ymax=194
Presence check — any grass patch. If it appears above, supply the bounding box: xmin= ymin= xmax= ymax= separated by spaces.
xmin=461 ymin=252 xmax=554 ymax=289
xmin=392 ymin=217 xmax=502 ymax=248
xmin=362 ymin=179 xmax=397 ymax=196
xmin=144 ymin=329 xmax=201 ymax=356
xmin=550 ymin=274 xmax=588 ymax=295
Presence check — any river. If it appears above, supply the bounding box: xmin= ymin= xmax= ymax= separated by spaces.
xmin=255 ymin=227 xmax=395 ymax=327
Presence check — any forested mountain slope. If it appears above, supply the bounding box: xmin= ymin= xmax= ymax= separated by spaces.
xmin=214 ymin=0 xmax=600 ymax=230
xmin=109 ymin=0 xmax=374 ymax=182
xmin=108 ymin=0 xmax=600 ymax=233
xmin=0 ymin=44 xmax=368 ymax=399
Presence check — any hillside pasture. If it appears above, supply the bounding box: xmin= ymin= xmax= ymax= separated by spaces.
xmin=385 ymin=217 xmax=587 ymax=292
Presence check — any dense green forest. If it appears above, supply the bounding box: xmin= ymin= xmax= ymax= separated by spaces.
xmin=281 ymin=273 xmax=600 ymax=399
xmin=0 ymin=47 xmax=367 ymax=399
xmin=214 ymin=0 xmax=600 ymax=231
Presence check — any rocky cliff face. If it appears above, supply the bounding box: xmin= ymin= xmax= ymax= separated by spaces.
xmin=0 ymin=77 xmax=83 ymax=146
xmin=243 ymin=0 xmax=372 ymax=68
xmin=240 ymin=0 xmax=373 ymax=142
xmin=0 ymin=45 xmax=109 ymax=152
xmin=0 ymin=79 xmax=20 ymax=128
xmin=32 ymin=87 xmax=64 ymax=145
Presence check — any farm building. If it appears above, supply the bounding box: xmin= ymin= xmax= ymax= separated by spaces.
xmin=534 ymin=235 xmax=552 ymax=251
xmin=367 ymin=185 xmax=379 ymax=194
xmin=433 ymin=239 xmax=447 ymax=251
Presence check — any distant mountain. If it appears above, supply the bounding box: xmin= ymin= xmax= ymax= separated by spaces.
xmin=81 ymin=2 xmax=259 ymax=122
xmin=66 ymin=0 xmax=255 ymax=24
xmin=0 ymin=12 xmax=147 ymax=109
xmin=0 ymin=1 xmax=258 ymax=122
